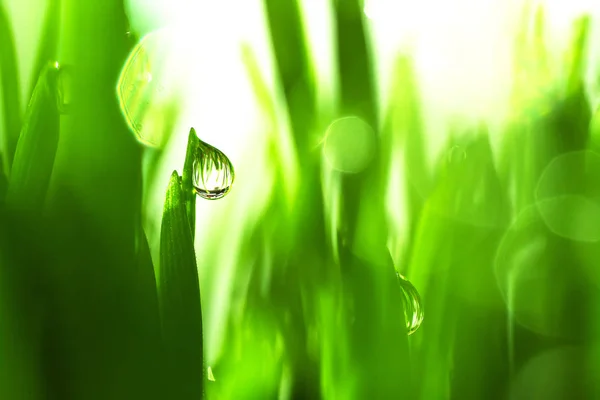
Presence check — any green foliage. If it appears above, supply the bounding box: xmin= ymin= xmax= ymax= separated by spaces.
xmin=1 ymin=0 xmax=600 ymax=399
xmin=159 ymin=171 xmax=204 ymax=399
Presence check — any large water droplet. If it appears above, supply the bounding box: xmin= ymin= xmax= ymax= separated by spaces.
xmin=192 ymin=137 xmax=235 ymax=200
xmin=117 ymin=29 xmax=182 ymax=148
xmin=323 ymin=116 xmax=376 ymax=174
xmin=397 ymin=272 xmax=423 ymax=335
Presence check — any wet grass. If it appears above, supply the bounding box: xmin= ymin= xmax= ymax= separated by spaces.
xmin=1 ymin=0 xmax=599 ymax=399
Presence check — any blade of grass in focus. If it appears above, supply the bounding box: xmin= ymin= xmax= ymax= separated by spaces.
xmin=182 ymin=127 xmax=199 ymax=239
xmin=0 ymin=0 xmax=22 ymax=169
xmin=6 ymin=64 xmax=60 ymax=212
xmin=159 ymin=171 xmax=204 ymax=399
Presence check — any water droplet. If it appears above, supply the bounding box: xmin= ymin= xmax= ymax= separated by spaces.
xmin=323 ymin=116 xmax=376 ymax=173
xmin=207 ymin=366 xmax=216 ymax=382
xmin=447 ymin=145 xmax=467 ymax=164
xmin=192 ymin=136 xmax=235 ymax=200
xmin=117 ymin=29 xmax=180 ymax=148
xmin=397 ymin=272 xmax=423 ymax=335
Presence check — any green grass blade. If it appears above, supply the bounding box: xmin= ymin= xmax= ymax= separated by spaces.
xmin=263 ymin=0 xmax=316 ymax=154
xmin=382 ymin=54 xmax=431 ymax=269
xmin=6 ymin=64 xmax=60 ymax=212
xmin=332 ymin=0 xmax=377 ymax=124
xmin=0 ymin=0 xmax=22 ymax=168
xmin=565 ymin=15 xmax=590 ymax=94
xmin=28 ymin=0 xmax=61 ymax=98
xmin=0 ymin=153 xmax=6 ymax=202
xmin=182 ymin=128 xmax=199 ymax=239
xmin=159 ymin=171 xmax=204 ymax=399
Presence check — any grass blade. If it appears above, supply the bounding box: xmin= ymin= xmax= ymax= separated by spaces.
xmin=159 ymin=171 xmax=204 ymax=399
xmin=182 ymin=128 xmax=199 ymax=239
xmin=332 ymin=0 xmax=377 ymax=124
xmin=0 ymin=153 xmax=6 ymax=202
xmin=6 ymin=64 xmax=60 ymax=212
xmin=28 ymin=0 xmax=61 ymax=98
xmin=0 ymin=0 xmax=22 ymax=168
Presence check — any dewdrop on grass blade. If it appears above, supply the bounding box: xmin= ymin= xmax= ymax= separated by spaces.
xmin=192 ymin=137 xmax=235 ymax=200
xmin=397 ymin=272 xmax=423 ymax=335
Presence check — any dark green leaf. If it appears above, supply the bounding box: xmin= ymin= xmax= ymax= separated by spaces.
xmin=28 ymin=0 xmax=61 ymax=98
xmin=6 ymin=64 xmax=60 ymax=212
xmin=0 ymin=0 xmax=22 ymax=167
xmin=182 ymin=128 xmax=199 ymax=239
xmin=159 ymin=171 xmax=204 ymax=399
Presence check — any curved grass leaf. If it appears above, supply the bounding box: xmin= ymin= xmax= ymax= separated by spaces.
xmin=0 ymin=153 xmax=6 ymax=202
xmin=263 ymin=0 xmax=316 ymax=154
xmin=182 ymin=128 xmax=199 ymax=239
xmin=6 ymin=64 xmax=60 ymax=212
xmin=28 ymin=0 xmax=61 ymax=98
xmin=159 ymin=171 xmax=204 ymax=399
xmin=332 ymin=0 xmax=377 ymax=124
xmin=0 ymin=1 xmax=22 ymax=168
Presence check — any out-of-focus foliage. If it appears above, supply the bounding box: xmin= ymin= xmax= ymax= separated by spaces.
xmin=1 ymin=0 xmax=600 ymax=398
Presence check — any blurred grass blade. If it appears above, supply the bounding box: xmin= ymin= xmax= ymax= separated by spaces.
xmin=333 ymin=0 xmax=377 ymax=124
xmin=28 ymin=0 xmax=61 ymax=97
xmin=565 ymin=15 xmax=590 ymax=94
xmin=0 ymin=228 xmax=42 ymax=400
xmin=159 ymin=171 xmax=204 ymax=399
xmin=182 ymin=128 xmax=199 ymax=239
xmin=0 ymin=0 xmax=22 ymax=168
xmin=6 ymin=64 xmax=60 ymax=211
xmin=383 ymin=54 xmax=431 ymax=268
xmin=263 ymin=0 xmax=316 ymax=154
xmin=0 ymin=153 xmax=6 ymax=202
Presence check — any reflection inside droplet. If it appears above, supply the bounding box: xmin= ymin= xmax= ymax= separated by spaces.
xmin=207 ymin=366 xmax=216 ymax=382
xmin=397 ymin=272 xmax=424 ymax=335
xmin=192 ymin=135 xmax=235 ymax=200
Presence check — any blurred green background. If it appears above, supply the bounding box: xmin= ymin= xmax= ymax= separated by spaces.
xmin=2 ymin=0 xmax=600 ymax=398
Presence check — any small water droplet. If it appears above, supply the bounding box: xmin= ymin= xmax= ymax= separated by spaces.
xmin=192 ymin=136 xmax=235 ymax=200
xmin=207 ymin=366 xmax=216 ymax=382
xmin=397 ymin=272 xmax=423 ymax=335
xmin=447 ymin=145 xmax=467 ymax=164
